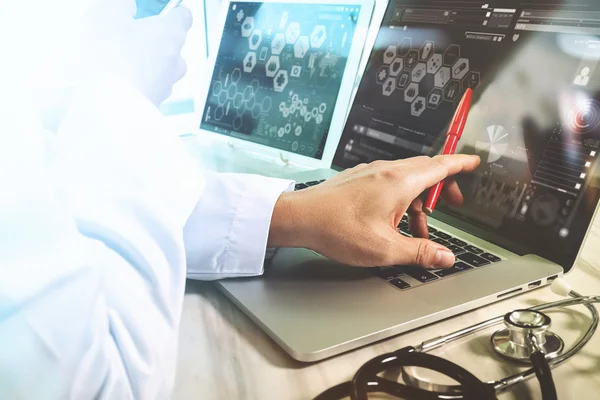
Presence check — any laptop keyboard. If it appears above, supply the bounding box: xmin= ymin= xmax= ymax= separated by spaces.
xmin=380 ymin=215 xmax=502 ymax=290
xmin=294 ymin=181 xmax=502 ymax=291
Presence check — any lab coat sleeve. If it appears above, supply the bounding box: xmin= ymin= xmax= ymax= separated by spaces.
xmin=0 ymin=76 xmax=204 ymax=399
xmin=184 ymin=173 xmax=294 ymax=280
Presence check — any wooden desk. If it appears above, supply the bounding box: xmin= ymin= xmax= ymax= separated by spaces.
xmin=174 ymin=227 xmax=600 ymax=400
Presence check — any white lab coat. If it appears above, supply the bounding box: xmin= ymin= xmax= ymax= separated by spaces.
xmin=0 ymin=75 xmax=292 ymax=399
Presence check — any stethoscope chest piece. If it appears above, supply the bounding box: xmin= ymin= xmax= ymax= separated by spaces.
xmin=491 ymin=309 xmax=564 ymax=362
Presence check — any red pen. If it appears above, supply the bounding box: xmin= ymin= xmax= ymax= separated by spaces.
xmin=423 ymin=88 xmax=473 ymax=215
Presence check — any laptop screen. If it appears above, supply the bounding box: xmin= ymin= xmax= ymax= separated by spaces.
xmin=200 ymin=1 xmax=362 ymax=159
xmin=333 ymin=0 xmax=600 ymax=270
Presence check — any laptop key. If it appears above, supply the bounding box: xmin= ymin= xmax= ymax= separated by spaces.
xmin=432 ymin=238 xmax=450 ymax=247
xmin=446 ymin=245 xmax=466 ymax=255
xmin=464 ymin=245 xmax=483 ymax=254
xmin=436 ymin=262 xmax=473 ymax=277
xmin=435 ymin=232 xmax=452 ymax=240
xmin=399 ymin=226 xmax=411 ymax=234
xmin=458 ymin=252 xmax=490 ymax=267
xmin=427 ymin=226 xmax=438 ymax=233
xmin=404 ymin=269 xmax=439 ymax=283
xmin=448 ymin=238 xmax=467 ymax=247
xmin=306 ymin=181 xmax=320 ymax=186
xmin=389 ymin=278 xmax=411 ymax=290
xmin=294 ymin=183 xmax=308 ymax=190
xmin=378 ymin=267 xmax=404 ymax=279
xmin=401 ymin=215 xmax=408 ymax=222
xmin=480 ymin=253 xmax=501 ymax=263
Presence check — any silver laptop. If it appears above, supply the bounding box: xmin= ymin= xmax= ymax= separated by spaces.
xmin=218 ymin=0 xmax=600 ymax=362
xmin=192 ymin=0 xmax=375 ymax=176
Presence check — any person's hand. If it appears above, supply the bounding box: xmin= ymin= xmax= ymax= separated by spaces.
xmin=269 ymin=155 xmax=480 ymax=269
xmin=81 ymin=0 xmax=193 ymax=106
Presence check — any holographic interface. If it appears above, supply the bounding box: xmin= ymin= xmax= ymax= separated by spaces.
xmin=201 ymin=1 xmax=361 ymax=159
xmin=333 ymin=0 xmax=600 ymax=269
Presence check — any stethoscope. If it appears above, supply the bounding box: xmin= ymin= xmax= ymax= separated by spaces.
xmin=315 ymin=279 xmax=599 ymax=400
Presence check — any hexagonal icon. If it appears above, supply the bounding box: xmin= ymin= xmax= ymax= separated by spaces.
xmin=266 ymin=55 xmax=280 ymax=77
xmin=463 ymin=71 xmax=481 ymax=89
xmin=249 ymin=29 xmax=262 ymax=50
xmin=397 ymin=72 xmax=410 ymax=89
xmin=243 ymin=85 xmax=254 ymax=102
xmin=304 ymin=112 xmax=312 ymax=122
xmin=427 ymin=53 xmax=442 ymax=75
xmin=278 ymin=127 xmax=285 ymax=137
xmin=241 ymin=17 xmax=254 ymax=38
xmin=215 ymin=105 xmax=224 ymax=121
xmin=294 ymin=36 xmax=309 ymax=58
xmin=411 ymin=96 xmax=426 ymax=117
xmin=233 ymin=93 xmax=243 ymax=109
xmin=231 ymin=68 xmax=241 ymax=84
xmin=398 ymin=37 xmax=412 ymax=56
xmin=290 ymin=65 xmax=302 ymax=77
xmin=389 ymin=58 xmax=404 ymax=77
xmin=382 ymin=77 xmax=396 ymax=96
xmin=404 ymin=82 xmax=419 ymax=103
xmin=419 ymin=41 xmax=434 ymax=61
xmin=295 ymin=125 xmax=302 ymax=136
xmin=310 ymin=25 xmax=327 ymax=48
xmin=434 ymin=66 xmax=451 ymax=88
xmin=271 ymin=33 xmax=285 ymax=55
xmin=273 ymin=69 xmax=289 ymax=92
xmin=233 ymin=115 xmax=243 ymax=130
xmin=243 ymin=52 xmax=257 ymax=73
xmin=300 ymin=105 xmax=307 ymax=116
xmin=311 ymin=107 xmax=319 ymax=117
xmin=443 ymin=44 xmax=460 ymax=66
xmin=319 ymin=102 xmax=326 ymax=113
xmin=212 ymin=81 xmax=222 ymax=96
xmin=261 ymin=96 xmax=272 ymax=112
xmin=279 ymin=101 xmax=286 ymax=112
xmin=383 ymin=45 xmax=396 ymax=65
xmin=250 ymin=79 xmax=260 ymax=95
xmin=404 ymin=50 xmax=419 ymax=70
xmin=292 ymin=141 xmax=299 ymax=151
xmin=252 ymin=104 xmax=261 ymax=119
xmin=285 ymin=123 xmax=292 ymax=133
xmin=227 ymin=84 xmax=237 ymax=99
xmin=285 ymin=22 xmax=300 ymax=44
xmin=376 ymin=66 xmax=388 ymax=84
xmin=289 ymin=103 xmax=297 ymax=114
xmin=218 ymin=91 xmax=227 ymax=106
xmin=444 ymin=80 xmax=461 ymax=102
xmin=282 ymin=108 xmax=290 ymax=118
xmin=427 ymin=88 xmax=443 ymax=109
xmin=452 ymin=58 xmax=470 ymax=80
xmin=316 ymin=114 xmax=323 ymax=124
xmin=411 ymin=62 xmax=427 ymax=83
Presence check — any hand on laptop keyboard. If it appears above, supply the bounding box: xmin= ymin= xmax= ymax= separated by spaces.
xmin=269 ymin=154 xmax=480 ymax=268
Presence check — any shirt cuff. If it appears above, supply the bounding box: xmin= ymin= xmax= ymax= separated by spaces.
xmin=184 ymin=174 xmax=294 ymax=280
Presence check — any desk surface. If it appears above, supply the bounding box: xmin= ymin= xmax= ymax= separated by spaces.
xmin=174 ymin=222 xmax=600 ymax=400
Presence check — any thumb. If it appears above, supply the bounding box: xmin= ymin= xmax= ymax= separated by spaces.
xmin=392 ymin=235 xmax=455 ymax=269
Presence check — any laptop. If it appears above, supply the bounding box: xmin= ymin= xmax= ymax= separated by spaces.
xmin=191 ymin=0 xmax=375 ymax=176
xmin=218 ymin=0 xmax=600 ymax=362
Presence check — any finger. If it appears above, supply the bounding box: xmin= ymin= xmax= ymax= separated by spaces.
xmin=408 ymin=154 xmax=480 ymax=194
xmin=407 ymin=198 xmax=429 ymax=238
xmin=391 ymin=235 xmax=455 ymax=269
xmin=440 ymin=179 xmax=464 ymax=207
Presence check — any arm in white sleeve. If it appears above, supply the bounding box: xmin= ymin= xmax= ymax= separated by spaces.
xmin=184 ymin=173 xmax=293 ymax=280
xmin=0 ymin=76 xmax=203 ymax=399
